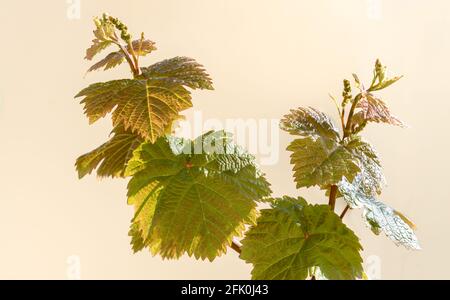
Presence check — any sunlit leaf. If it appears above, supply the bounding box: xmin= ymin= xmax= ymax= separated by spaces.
xmin=76 ymin=56 xmax=212 ymax=142
xmin=75 ymin=125 xmax=142 ymax=179
xmin=281 ymin=107 xmax=340 ymax=140
xmin=345 ymin=137 xmax=386 ymax=195
xmin=127 ymin=131 xmax=272 ymax=261
xmin=240 ymin=196 xmax=363 ymax=280
xmin=281 ymin=107 xmax=361 ymax=189
xmin=354 ymin=92 xmax=404 ymax=127
xmin=140 ymin=56 xmax=214 ymax=90
xmin=287 ymin=136 xmax=360 ymax=189
xmin=338 ymin=175 xmax=420 ymax=250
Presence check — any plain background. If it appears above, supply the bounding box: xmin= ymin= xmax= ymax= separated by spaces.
xmin=0 ymin=0 xmax=448 ymax=279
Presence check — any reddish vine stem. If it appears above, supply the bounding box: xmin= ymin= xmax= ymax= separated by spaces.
xmin=328 ymin=185 xmax=338 ymax=211
xmin=127 ymin=39 xmax=140 ymax=74
xmin=120 ymin=44 xmax=140 ymax=77
xmin=328 ymin=92 xmax=362 ymax=212
xmin=230 ymin=241 xmax=242 ymax=254
xmin=343 ymin=94 xmax=362 ymax=139
xmin=112 ymin=32 xmax=140 ymax=78
xmin=340 ymin=205 xmax=350 ymax=219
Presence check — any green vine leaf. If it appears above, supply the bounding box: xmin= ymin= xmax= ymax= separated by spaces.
xmin=75 ymin=57 xmax=212 ymax=142
xmin=75 ymin=125 xmax=142 ymax=179
xmin=126 ymin=131 xmax=271 ymax=261
xmin=338 ymin=175 xmax=420 ymax=250
xmin=87 ymin=39 xmax=157 ymax=73
xmin=282 ymin=107 xmax=361 ymax=189
xmin=240 ymin=196 xmax=363 ymax=280
xmin=286 ymin=136 xmax=361 ymax=189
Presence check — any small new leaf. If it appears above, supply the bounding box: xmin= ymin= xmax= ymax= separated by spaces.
xmin=354 ymin=92 xmax=405 ymax=127
xmin=352 ymin=73 xmax=361 ymax=89
xmin=85 ymin=17 xmax=116 ymax=60
xmin=87 ymin=39 xmax=157 ymax=73
xmin=127 ymin=131 xmax=271 ymax=261
xmin=368 ymin=59 xmax=403 ymax=92
xmin=240 ymin=196 xmax=363 ymax=280
xmin=370 ymin=75 xmax=403 ymax=91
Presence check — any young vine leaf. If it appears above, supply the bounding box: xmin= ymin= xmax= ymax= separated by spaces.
xmin=126 ymin=131 xmax=271 ymax=261
xmin=280 ymin=107 xmax=340 ymax=140
xmin=240 ymin=196 xmax=363 ymax=280
xmin=76 ymin=125 xmax=143 ymax=178
xmin=87 ymin=40 xmax=157 ymax=73
xmin=85 ymin=16 xmax=116 ymax=60
xmin=281 ymin=108 xmax=361 ymax=189
xmin=344 ymin=136 xmax=386 ymax=196
xmin=353 ymin=92 xmax=405 ymax=128
xmin=338 ymin=175 xmax=420 ymax=250
xmin=75 ymin=56 xmax=213 ymax=142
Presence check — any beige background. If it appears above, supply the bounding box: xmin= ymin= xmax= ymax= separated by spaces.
xmin=0 ymin=0 xmax=448 ymax=279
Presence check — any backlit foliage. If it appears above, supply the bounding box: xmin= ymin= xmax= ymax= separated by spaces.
xmin=75 ymin=15 xmax=419 ymax=279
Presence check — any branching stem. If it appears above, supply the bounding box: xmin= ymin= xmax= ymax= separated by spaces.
xmin=112 ymin=34 xmax=140 ymax=78
xmin=127 ymin=39 xmax=140 ymax=75
xmin=328 ymin=92 xmax=362 ymax=212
